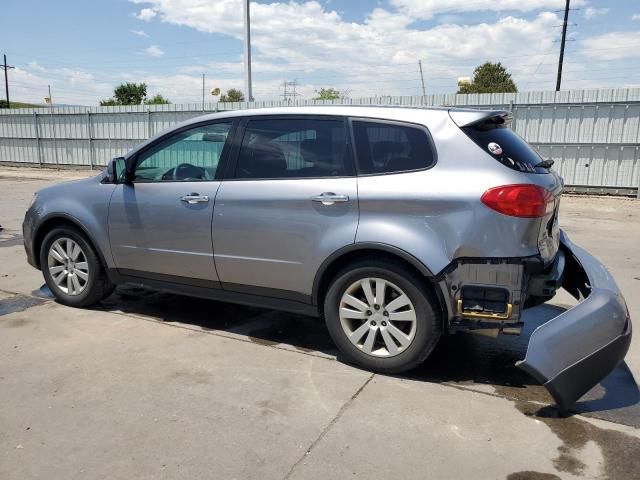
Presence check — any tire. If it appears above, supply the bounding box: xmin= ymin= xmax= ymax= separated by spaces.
xmin=40 ymin=226 xmax=114 ymax=308
xmin=324 ymin=260 xmax=442 ymax=374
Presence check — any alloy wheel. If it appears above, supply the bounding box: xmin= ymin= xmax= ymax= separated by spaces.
xmin=339 ymin=277 xmax=417 ymax=357
xmin=47 ymin=237 xmax=90 ymax=296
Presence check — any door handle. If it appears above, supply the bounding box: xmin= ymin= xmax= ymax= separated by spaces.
xmin=181 ymin=193 xmax=210 ymax=204
xmin=311 ymin=192 xmax=349 ymax=205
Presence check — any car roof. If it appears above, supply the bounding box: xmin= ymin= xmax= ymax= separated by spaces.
xmin=189 ymin=105 xmax=450 ymax=122
xmin=126 ymin=105 xmax=508 ymax=159
xmin=180 ymin=105 xmax=508 ymax=127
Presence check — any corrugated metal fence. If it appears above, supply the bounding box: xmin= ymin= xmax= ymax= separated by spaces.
xmin=1 ymin=87 xmax=639 ymax=194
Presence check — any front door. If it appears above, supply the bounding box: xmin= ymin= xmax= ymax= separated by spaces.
xmin=108 ymin=120 xmax=233 ymax=283
xmin=212 ymin=116 xmax=358 ymax=298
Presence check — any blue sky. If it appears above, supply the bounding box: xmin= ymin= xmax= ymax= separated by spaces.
xmin=2 ymin=0 xmax=640 ymax=105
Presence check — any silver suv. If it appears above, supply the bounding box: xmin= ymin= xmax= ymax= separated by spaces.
xmin=23 ymin=106 xmax=631 ymax=410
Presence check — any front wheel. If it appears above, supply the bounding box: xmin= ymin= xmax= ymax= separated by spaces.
xmin=324 ymin=261 xmax=442 ymax=374
xmin=40 ymin=226 xmax=114 ymax=308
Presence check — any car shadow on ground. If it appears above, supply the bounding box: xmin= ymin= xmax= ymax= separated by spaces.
xmin=94 ymin=285 xmax=339 ymax=355
xmin=35 ymin=283 xmax=639 ymax=423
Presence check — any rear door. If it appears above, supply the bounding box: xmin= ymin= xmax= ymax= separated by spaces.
xmin=212 ymin=115 xmax=358 ymax=299
xmin=108 ymin=120 xmax=234 ymax=283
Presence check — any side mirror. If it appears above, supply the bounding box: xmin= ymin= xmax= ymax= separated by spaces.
xmin=107 ymin=157 xmax=129 ymax=183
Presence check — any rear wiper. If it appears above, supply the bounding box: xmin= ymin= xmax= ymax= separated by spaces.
xmin=538 ymin=159 xmax=554 ymax=169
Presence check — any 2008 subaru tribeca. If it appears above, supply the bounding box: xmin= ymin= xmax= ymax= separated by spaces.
xmin=23 ymin=106 xmax=632 ymax=410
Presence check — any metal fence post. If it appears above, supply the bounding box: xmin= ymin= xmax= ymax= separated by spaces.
xmin=51 ymin=111 xmax=59 ymax=166
xmin=33 ymin=110 xmax=43 ymax=167
xmin=147 ymin=108 xmax=152 ymax=139
xmin=636 ymin=146 xmax=640 ymax=199
xmin=87 ymin=110 xmax=94 ymax=169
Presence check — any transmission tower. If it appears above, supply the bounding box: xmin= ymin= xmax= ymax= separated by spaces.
xmin=281 ymin=80 xmax=300 ymax=101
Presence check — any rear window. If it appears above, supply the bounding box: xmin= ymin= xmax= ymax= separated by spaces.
xmin=352 ymin=121 xmax=436 ymax=175
xmin=462 ymin=122 xmax=547 ymax=173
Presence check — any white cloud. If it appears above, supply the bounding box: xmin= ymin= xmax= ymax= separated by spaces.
xmin=143 ymin=45 xmax=164 ymax=57
xmin=581 ymin=32 xmax=640 ymax=60
xmin=129 ymin=0 xmax=562 ymax=96
xmin=11 ymin=0 xmax=638 ymax=105
xmin=135 ymin=7 xmax=157 ymax=21
xmin=8 ymin=64 xmax=114 ymax=105
xmin=131 ymin=29 xmax=149 ymax=37
xmin=390 ymin=0 xmax=585 ymax=19
xmin=584 ymin=7 xmax=609 ymax=19
xmin=632 ymin=14 xmax=640 ymax=20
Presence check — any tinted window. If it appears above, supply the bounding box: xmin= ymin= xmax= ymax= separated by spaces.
xmin=134 ymin=122 xmax=232 ymax=182
xmin=462 ymin=122 xmax=546 ymax=173
xmin=235 ymin=118 xmax=351 ymax=179
xmin=352 ymin=121 xmax=435 ymax=175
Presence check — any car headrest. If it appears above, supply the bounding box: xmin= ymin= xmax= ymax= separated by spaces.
xmin=373 ymin=141 xmax=403 ymax=161
xmin=300 ymin=139 xmax=326 ymax=164
xmin=244 ymin=143 xmax=287 ymax=178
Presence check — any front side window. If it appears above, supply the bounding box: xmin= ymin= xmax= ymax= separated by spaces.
xmin=352 ymin=120 xmax=436 ymax=175
xmin=134 ymin=122 xmax=232 ymax=182
xmin=235 ymin=118 xmax=352 ymax=179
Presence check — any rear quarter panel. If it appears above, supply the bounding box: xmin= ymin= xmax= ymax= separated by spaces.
xmin=355 ymin=113 xmax=546 ymax=275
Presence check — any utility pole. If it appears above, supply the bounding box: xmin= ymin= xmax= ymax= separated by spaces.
xmin=418 ymin=60 xmax=427 ymax=103
xmin=202 ymin=73 xmax=205 ymax=111
xmin=2 ymin=54 xmax=15 ymax=108
xmin=242 ymin=0 xmax=253 ymax=101
xmin=556 ymin=0 xmax=570 ymax=92
xmin=47 ymin=85 xmax=53 ymax=110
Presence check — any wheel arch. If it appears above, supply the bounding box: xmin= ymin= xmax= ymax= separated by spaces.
xmin=312 ymin=243 xmax=446 ymax=318
xmin=33 ymin=214 xmax=109 ymax=272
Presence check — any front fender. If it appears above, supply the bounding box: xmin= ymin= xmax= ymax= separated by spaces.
xmin=27 ymin=176 xmax=116 ymax=269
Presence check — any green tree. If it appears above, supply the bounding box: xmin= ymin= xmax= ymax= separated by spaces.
xmin=314 ymin=87 xmax=341 ymax=100
xmin=144 ymin=94 xmax=171 ymax=105
xmin=457 ymin=62 xmax=518 ymax=94
xmin=100 ymin=82 xmax=148 ymax=106
xmin=220 ymin=88 xmax=245 ymax=102
xmin=99 ymin=98 xmax=119 ymax=106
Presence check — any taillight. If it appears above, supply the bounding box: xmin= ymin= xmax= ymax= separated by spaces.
xmin=481 ymin=184 xmax=554 ymax=218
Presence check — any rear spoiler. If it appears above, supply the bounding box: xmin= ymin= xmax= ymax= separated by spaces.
xmin=449 ymin=109 xmax=512 ymax=128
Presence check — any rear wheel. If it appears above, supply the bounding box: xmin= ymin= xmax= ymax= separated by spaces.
xmin=40 ymin=226 xmax=114 ymax=307
xmin=324 ymin=260 xmax=441 ymax=373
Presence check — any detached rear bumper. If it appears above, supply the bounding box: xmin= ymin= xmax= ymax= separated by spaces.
xmin=517 ymin=230 xmax=632 ymax=411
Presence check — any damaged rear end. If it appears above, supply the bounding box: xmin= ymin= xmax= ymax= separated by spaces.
xmin=440 ymin=109 xmax=632 ymax=410
xmin=517 ymin=232 xmax=632 ymax=411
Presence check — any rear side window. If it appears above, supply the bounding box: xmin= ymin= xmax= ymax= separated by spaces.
xmin=352 ymin=120 xmax=436 ymax=175
xmin=235 ymin=118 xmax=352 ymax=179
xmin=462 ymin=122 xmax=546 ymax=173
